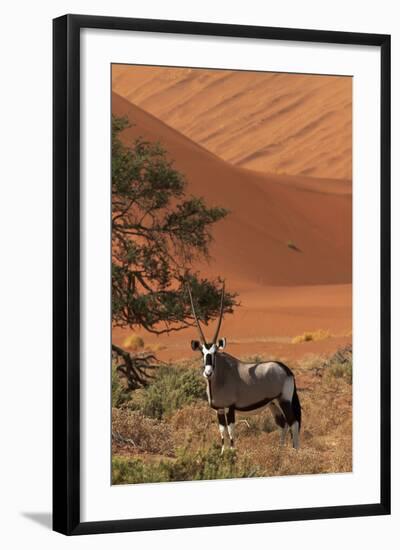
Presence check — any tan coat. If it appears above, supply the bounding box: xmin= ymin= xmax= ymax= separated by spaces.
xmin=206 ymin=352 xmax=291 ymax=411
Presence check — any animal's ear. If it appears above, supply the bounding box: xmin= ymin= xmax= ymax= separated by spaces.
xmin=191 ymin=340 xmax=201 ymax=351
xmin=218 ymin=338 xmax=226 ymax=350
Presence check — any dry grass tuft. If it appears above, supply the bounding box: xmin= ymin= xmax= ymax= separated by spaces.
xmin=292 ymin=329 xmax=331 ymax=344
xmin=169 ymin=401 xmax=216 ymax=451
xmin=112 ymin=408 xmax=174 ymax=456
xmin=123 ymin=334 xmax=145 ymax=351
xmin=287 ymin=240 xmax=299 ymax=251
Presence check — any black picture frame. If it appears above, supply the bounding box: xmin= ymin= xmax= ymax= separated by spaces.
xmin=53 ymin=14 xmax=391 ymax=536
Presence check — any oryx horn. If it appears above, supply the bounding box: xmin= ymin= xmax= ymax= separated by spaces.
xmin=212 ymin=282 xmax=225 ymax=344
xmin=187 ymin=284 xmax=206 ymax=344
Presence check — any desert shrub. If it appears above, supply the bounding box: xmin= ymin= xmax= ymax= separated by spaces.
xmin=292 ymin=332 xmax=313 ymax=343
xmin=112 ymin=456 xmax=169 ymax=484
xmin=327 ymin=361 xmax=352 ymax=383
xmin=325 ymin=344 xmax=352 ymax=364
xmin=169 ymin=402 xmax=216 ymax=450
xmin=112 ymin=408 xmax=174 ymax=456
xmin=265 ymin=447 xmax=324 ymax=476
xmin=163 ymin=445 xmax=260 ymax=481
xmin=112 ymin=445 xmax=261 ymax=484
xmin=134 ymin=365 xmax=206 ymax=420
xmin=112 ymin=363 xmax=132 ymax=408
xmin=123 ymin=334 xmax=145 ymax=351
xmin=322 ymin=344 xmax=352 ymax=384
xmin=292 ymin=329 xmax=330 ymax=344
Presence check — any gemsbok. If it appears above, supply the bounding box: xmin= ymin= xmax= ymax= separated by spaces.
xmin=188 ymin=283 xmax=301 ymax=452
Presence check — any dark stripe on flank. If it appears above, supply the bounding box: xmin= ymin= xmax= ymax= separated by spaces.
xmin=235 ymin=395 xmax=280 ymax=412
xmin=211 ymin=403 xmax=233 ymax=411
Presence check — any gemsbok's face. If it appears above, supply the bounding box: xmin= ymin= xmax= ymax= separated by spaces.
xmin=191 ymin=338 xmax=226 ymax=379
xmin=187 ymin=281 xmax=226 ymax=379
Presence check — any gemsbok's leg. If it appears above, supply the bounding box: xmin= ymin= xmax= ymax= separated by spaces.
xmin=226 ymin=406 xmax=235 ymax=449
xmin=278 ymin=399 xmax=300 ymax=449
xmin=280 ymin=424 xmax=290 ymax=445
xmin=217 ymin=410 xmax=227 ymax=454
xmin=269 ymin=402 xmax=289 ymax=446
xmin=279 ymin=376 xmax=301 ymax=449
xmin=291 ymin=419 xmax=300 ymax=449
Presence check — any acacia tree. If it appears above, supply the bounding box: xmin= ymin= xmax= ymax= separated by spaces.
xmin=112 ymin=116 xmax=237 ymax=387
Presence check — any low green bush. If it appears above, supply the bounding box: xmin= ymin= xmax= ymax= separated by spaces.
xmin=112 ymin=456 xmax=169 ymax=484
xmin=133 ymin=365 xmax=206 ymax=420
xmin=163 ymin=445 xmax=260 ymax=481
xmin=112 ymin=444 xmax=260 ymax=484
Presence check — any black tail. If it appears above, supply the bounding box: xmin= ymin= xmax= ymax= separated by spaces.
xmin=292 ymin=384 xmax=301 ymax=430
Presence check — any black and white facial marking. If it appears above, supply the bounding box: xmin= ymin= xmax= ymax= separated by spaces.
xmin=191 ymin=338 xmax=226 ymax=379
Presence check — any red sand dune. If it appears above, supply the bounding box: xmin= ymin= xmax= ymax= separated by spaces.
xmin=112 ymin=92 xmax=352 ymax=359
xmin=113 ymin=93 xmax=351 ymax=288
xmin=112 ymin=66 xmax=352 ymax=180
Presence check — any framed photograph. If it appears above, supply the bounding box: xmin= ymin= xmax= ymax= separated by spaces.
xmin=53 ymin=14 xmax=391 ymax=535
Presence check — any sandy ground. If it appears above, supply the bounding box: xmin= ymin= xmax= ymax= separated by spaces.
xmin=112 ymin=66 xmax=352 ymax=180
xmin=113 ymin=283 xmax=351 ymax=362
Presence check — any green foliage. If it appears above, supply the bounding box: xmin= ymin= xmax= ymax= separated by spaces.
xmin=112 ymin=445 xmax=260 ymax=484
xmin=163 ymin=445 xmax=260 ymax=481
xmin=112 ymin=456 xmax=168 ymax=484
xmin=133 ymin=365 xmax=206 ymax=420
xmin=111 ymin=115 xmax=237 ymax=335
